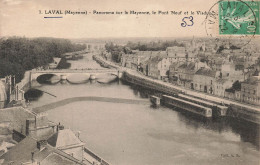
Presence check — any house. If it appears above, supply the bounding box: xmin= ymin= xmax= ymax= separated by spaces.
xmin=240 ymin=75 xmax=260 ymax=106
xmin=0 ymin=80 xmax=7 ymax=109
xmin=220 ymin=60 xmax=245 ymax=83
xmin=168 ymin=62 xmax=181 ymax=84
xmin=0 ymin=106 xmax=56 ymax=143
xmin=208 ymin=56 xmax=224 ymax=71
xmin=47 ymin=127 xmax=85 ymax=162
xmin=121 ymin=51 xmax=166 ymax=71
xmin=166 ymin=46 xmax=196 ymax=64
xmin=147 ymin=57 xmax=171 ymax=80
xmin=147 ymin=57 xmax=161 ymax=79
xmin=0 ymin=112 xmax=105 ymax=165
xmin=139 ymin=60 xmax=150 ymax=76
xmin=176 ymin=62 xmax=196 ymax=88
xmin=169 ymin=61 xmax=209 ymax=88
xmin=0 ymin=136 xmax=86 ymax=165
xmin=49 ymin=57 xmax=61 ymax=69
xmin=215 ymin=78 xmax=233 ymax=97
xmin=193 ymin=68 xmax=217 ymax=94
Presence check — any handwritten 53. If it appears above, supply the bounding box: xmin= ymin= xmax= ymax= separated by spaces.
xmin=181 ymin=16 xmax=194 ymax=27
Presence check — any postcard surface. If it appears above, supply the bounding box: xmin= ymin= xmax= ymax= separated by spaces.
xmin=0 ymin=0 xmax=259 ymax=165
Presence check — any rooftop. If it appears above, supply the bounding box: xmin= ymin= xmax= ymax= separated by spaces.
xmin=195 ymin=68 xmax=216 ymax=78
xmin=0 ymin=136 xmax=84 ymax=165
xmin=242 ymin=76 xmax=260 ymax=85
xmin=178 ymin=62 xmax=196 ymax=71
xmin=47 ymin=128 xmax=85 ymax=149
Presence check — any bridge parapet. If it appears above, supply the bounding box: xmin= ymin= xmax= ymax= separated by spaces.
xmin=31 ymin=68 xmax=118 ymax=73
xmin=30 ymin=68 xmax=123 ymax=82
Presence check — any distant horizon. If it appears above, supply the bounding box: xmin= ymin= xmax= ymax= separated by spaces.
xmin=1 ymin=35 xmax=204 ymax=39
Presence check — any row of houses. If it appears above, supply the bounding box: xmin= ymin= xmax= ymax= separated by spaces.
xmin=108 ymin=45 xmax=260 ymax=106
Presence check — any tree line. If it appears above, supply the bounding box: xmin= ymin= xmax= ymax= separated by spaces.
xmin=0 ymin=37 xmax=86 ymax=82
xmin=105 ymin=40 xmax=185 ymax=63
xmin=125 ymin=40 xmax=185 ymax=51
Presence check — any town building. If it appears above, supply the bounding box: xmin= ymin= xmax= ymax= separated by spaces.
xmin=0 ymin=107 xmax=56 ymax=143
xmin=193 ymin=68 xmax=216 ymax=94
xmin=166 ymin=46 xmax=196 ymax=64
xmin=215 ymin=78 xmax=233 ymax=97
xmin=0 ymin=135 xmax=86 ymax=165
xmin=240 ymin=75 xmax=260 ymax=106
xmin=0 ymin=106 xmax=106 ymax=165
xmin=47 ymin=127 xmax=85 ymax=162
xmin=168 ymin=62 xmax=181 ymax=84
xmin=120 ymin=50 xmax=166 ymax=70
xmin=48 ymin=57 xmax=61 ymax=69
xmin=147 ymin=56 xmax=171 ymax=80
xmin=0 ymin=80 xmax=7 ymax=109
xmin=169 ymin=61 xmax=209 ymax=88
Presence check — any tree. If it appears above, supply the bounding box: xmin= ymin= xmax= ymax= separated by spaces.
xmin=217 ymin=45 xmax=224 ymax=53
xmin=0 ymin=37 xmax=86 ymax=83
xmin=232 ymin=80 xmax=241 ymax=91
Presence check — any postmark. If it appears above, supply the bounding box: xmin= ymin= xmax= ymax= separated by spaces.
xmin=204 ymin=0 xmax=260 ymax=47
xmin=219 ymin=0 xmax=259 ymax=35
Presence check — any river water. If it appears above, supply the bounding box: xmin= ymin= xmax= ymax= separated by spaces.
xmin=28 ymin=53 xmax=259 ymax=165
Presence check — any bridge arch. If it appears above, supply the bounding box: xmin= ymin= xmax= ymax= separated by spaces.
xmin=36 ymin=74 xmax=60 ymax=84
xmin=66 ymin=73 xmax=90 ymax=84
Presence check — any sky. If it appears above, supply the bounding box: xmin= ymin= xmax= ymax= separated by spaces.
xmin=0 ymin=0 xmax=221 ymax=38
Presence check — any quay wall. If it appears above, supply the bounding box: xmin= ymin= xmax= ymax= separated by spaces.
xmin=228 ymin=104 xmax=260 ymax=124
xmin=123 ymin=69 xmax=260 ymax=124
xmin=93 ymin=55 xmax=120 ymax=69
xmin=123 ymin=71 xmax=183 ymax=96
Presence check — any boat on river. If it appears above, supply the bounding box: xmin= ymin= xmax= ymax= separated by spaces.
xmin=150 ymin=95 xmax=160 ymax=106
xmin=162 ymin=95 xmax=212 ymax=117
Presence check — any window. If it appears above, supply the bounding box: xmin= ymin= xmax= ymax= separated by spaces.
xmin=254 ymin=90 xmax=256 ymax=94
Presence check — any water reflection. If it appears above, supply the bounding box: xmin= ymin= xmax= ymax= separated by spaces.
xmin=36 ymin=74 xmax=60 ymax=84
xmin=176 ymin=108 xmax=259 ymax=150
xmin=24 ymin=88 xmax=43 ymax=101
xmin=229 ymin=119 xmax=259 ymax=150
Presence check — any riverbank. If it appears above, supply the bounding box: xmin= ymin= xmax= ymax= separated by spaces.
xmin=93 ymin=55 xmax=260 ymax=124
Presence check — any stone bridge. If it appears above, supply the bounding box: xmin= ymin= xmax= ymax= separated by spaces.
xmin=29 ymin=69 xmax=123 ymax=82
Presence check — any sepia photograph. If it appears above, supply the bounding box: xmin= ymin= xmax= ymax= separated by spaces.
xmin=0 ymin=0 xmax=259 ymax=164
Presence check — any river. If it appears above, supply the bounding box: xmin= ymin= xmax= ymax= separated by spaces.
xmin=28 ymin=52 xmax=259 ymax=165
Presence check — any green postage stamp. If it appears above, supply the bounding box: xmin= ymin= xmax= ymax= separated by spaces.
xmin=219 ymin=0 xmax=260 ymax=35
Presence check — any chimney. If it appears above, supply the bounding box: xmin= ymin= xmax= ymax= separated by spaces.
xmin=26 ymin=118 xmax=36 ymax=136
xmin=57 ymin=122 xmax=60 ymax=132
xmin=56 ymin=122 xmax=64 ymax=132
xmin=77 ymin=131 xmax=81 ymax=138
xmin=58 ymin=125 xmax=64 ymax=130
xmin=31 ymin=152 xmax=34 ymax=163
xmin=37 ymin=140 xmax=47 ymax=150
